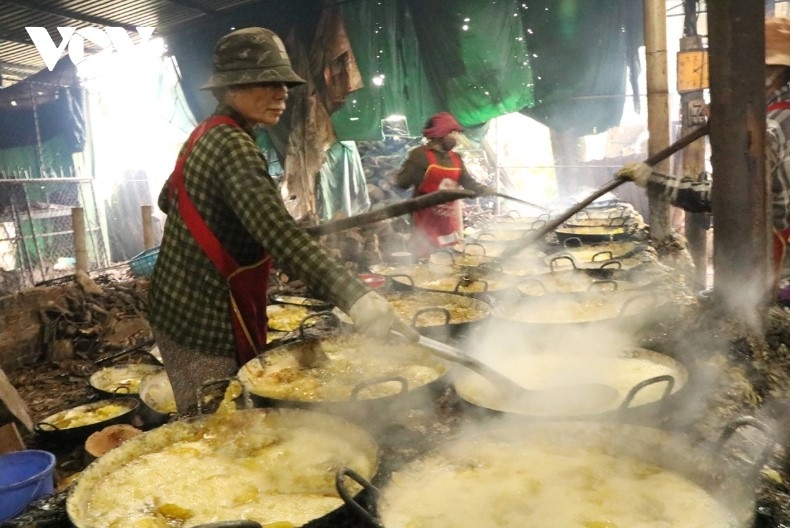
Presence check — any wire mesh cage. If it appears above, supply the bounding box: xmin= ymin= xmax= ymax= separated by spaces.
xmin=0 ymin=176 xmax=109 ymax=290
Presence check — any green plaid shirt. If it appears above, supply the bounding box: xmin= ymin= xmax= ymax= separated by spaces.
xmin=149 ymin=104 xmax=369 ymax=356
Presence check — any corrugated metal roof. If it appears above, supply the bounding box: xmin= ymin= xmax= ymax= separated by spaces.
xmin=0 ymin=0 xmax=264 ymax=86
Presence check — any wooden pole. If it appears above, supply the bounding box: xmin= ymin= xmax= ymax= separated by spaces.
xmin=141 ymin=205 xmax=155 ymax=250
xmin=72 ymin=207 xmax=88 ymax=273
xmin=644 ymin=0 xmax=672 ymax=241
xmin=707 ymin=1 xmax=771 ymax=318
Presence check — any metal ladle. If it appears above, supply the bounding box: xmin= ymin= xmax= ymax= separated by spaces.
xmin=393 ymin=331 xmax=619 ymax=406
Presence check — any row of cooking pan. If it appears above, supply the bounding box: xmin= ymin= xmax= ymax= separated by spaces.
xmin=59 ymin=360 xmax=772 ymax=528
xmin=63 ymin=405 xmax=773 ymax=528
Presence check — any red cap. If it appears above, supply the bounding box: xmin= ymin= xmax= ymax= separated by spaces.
xmin=422 ymin=112 xmax=463 ymax=138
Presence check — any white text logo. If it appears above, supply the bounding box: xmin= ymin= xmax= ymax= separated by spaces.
xmin=26 ymin=27 xmax=155 ymax=71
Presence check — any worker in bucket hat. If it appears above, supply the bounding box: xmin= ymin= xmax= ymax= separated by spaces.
xmin=150 ymin=27 xmax=417 ymax=414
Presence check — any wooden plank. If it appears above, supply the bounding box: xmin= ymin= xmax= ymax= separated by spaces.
xmin=0 ymin=367 xmax=34 ymax=431
xmin=0 ymin=422 xmax=25 ymax=454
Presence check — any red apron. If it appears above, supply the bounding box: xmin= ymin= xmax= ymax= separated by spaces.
xmin=169 ymin=116 xmax=271 ymax=366
xmin=412 ymin=149 xmax=463 ymax=256
xmin=767 ymin=101 xmax=790 ymax=289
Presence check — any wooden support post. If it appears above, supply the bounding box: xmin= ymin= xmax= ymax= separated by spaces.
xmin=141 ymin=205 xmax=155 ymax=249
xmin=72 ymin=207 xmax=88 ymax=273
xmin=708 ymin=1 xmax=771 ymax=319
xmin=644 ymin=0 xmax=672 ymax=241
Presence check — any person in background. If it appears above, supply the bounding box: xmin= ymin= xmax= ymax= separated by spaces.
xmin=617 ymin=17 xmax=790 ymax=302
xmin=395 ymin=112 xmax=494 ymax=257
xmin=149 ymin=27 xmax=416 ymax=414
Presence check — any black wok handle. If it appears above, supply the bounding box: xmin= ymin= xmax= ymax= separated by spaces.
xmin=389 ymin=273 xmax=415 ymax=288
xmin=519 ymin=278 xmax=548 ymax=296
xmin=588 ymin=279 xmax=618 ymax=292
xmin=618 ymin=292 xmax=660 ymax=316
xmin=714 ymin=416 xmax=776 ymax=473
xmin=299 ymin=310 xmax=341 ymax=338
xmin=34 ymin=421 xmax=62 ymax=433
xmin=563 ymin=236 xmax=583 ymax=248
xmin=412 ymin=306 xmax=451 ymax=327
xmin=618 ymin=374 xmax=675 ymax=415
xmin=598 ymin=259 xmax=622 ymax=269
xmin=431 ymin=249 xmax=456 ymax=265
xmin=455 ymin=278 xmax=488 ymax=293
xmin=196 ymin=376 xmax=251 ymax=414
xmin=350 ymin=376 xmax=409 ymax=401
xmin=591 ymin=250 xmax=614 ymax=262
xmin=549 ymin=255 xmax=576 ymax=271
xmin=336 ymin=468 xmax=384 ymax=528
xmin=463 ymin=241 xmax=487 ymax=256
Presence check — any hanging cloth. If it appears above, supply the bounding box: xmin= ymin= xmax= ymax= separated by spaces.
xmin=169 ymin=115 xmax=271 ymax=366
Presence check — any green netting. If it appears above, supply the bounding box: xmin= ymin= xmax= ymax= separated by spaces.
xmin=334 ymin=0 xmax=535 ymax=140
xmin=334 ymin=0 xmax=640 ymax=140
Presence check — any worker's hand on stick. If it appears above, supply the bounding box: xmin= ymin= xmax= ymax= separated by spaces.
xmin=615 ymin=162 xmax=652 ymax=188
xmin=349 ymin=291 xmax=420 ymax=341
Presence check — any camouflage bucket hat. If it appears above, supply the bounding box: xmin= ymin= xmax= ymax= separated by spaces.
xmin=200 ymin=27 xmax=306 ymax=90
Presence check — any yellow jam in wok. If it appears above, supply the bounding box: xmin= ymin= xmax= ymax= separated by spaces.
xmin=380 ymin=441 xmax=736 ymax=528
xmin=239 ymin=334 xmax=447 ymax=402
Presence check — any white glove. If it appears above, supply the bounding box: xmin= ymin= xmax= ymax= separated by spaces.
xmin=349 ymin=291 xmax=420 ymax=341
xmin=615 ymin=162 xmax=652 ymax=188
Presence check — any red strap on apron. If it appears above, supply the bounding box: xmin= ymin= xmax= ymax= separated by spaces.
xmin=169 ymin=116 xmax=270 ymax=366
xmin=767 ymin=101 xmax=790 ymax=112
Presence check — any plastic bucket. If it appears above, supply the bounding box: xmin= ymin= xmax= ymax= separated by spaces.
xmin=0 ymin=450 xmax=56 ymax=523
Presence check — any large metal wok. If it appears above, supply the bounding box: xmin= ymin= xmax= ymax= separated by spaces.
xmin=87 ymin=363 xmax=163 ymax=398
xmin=555 ymin=216 xmax=640 ymax=243
xmin=334 ymin=290 xmax=492 ymax=340
xmin=544 ymin=238 xmax=647 ymax=270
xmin=34 ymin=397 xmax=140 ymax=445
xmin=453 ymin=346 xmax=689 ymax=423
xmin=385 ymin=264 xmax=518 ymax=300
xmin=491 ymin=289 xmax=668 ymax=331
xmin=515 ymin=256 xmax=656 ymax=297
xmin=338 ymin=418 xmax=772 ymax=528
xmin=236 ymin=326 xmax=450 ymax=424
xmin=67 ymin=407 xmax=379 ymax=528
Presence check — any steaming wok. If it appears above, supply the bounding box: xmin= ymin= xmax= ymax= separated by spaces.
xmin=453 ymin=346 xmax=689 ymax=420
xmin=338 ymin=418 xmax=771 ymax=528
xmin=67 ymin=408 xmax=378 ymax=528
xmin=333 ymin=290 xmax=492 ymax=339
xmin=453 ymin=237 xmax=547 ymax=259
xmin=554 ymin=217 xmax=639 ymax=243
xmin=491 ymin=290 xmax=667 ymax=329
xmin=545 ymin=239 xmax=647 ymax=270
xmin=387 ymin=265 xmax=517 ymax=299
xmin=35 ymin=397 xmax=140 ymax=444
xmin=515 ymin=260 xmax=656 ymax=297
xmin=88 ymin=363 xmax=163 ymax=397
xmin=236 ymin=331 xmax=449 ymax=419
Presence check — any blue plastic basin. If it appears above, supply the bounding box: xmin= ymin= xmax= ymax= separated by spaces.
xmin=0 ymin=450 xmax=56 ymax=522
